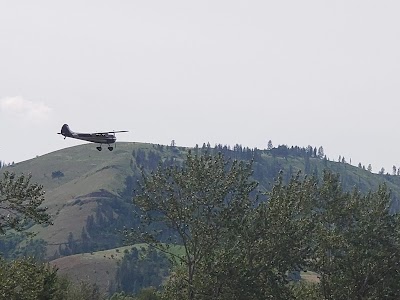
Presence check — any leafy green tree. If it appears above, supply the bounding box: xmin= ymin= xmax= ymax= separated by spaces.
xmin=110 ymin=288 xmax=160 ymax=300
xmin=129 ymin=151 xmax=400 ymax=299
xmin=0 ymin=171 xmax=51 ymax=234
xmin=0 ymin=172 xmax=108 ymax=299
xmin=129 ymin=152 xmax=258 ymax=299
xmin=0 ymin=257 xmax=58 ymax=300
xmin=0 ymin=173 xmax=61 ymax=299
xmin=187 ymin=172 xmax=316 ymax=300
xmin=130 ymin=153 xmax=319 ymax=299
xmin=53 ymin=278 xmax=105 ymax=300
xmin=135 ymin=288 xmax=161 ymax=300
xmin=310 ymin=172 xmax=400 ymax=299
xmin=110 ymin=292 xmax=136 ymax=300
xmin=291 ymin=282 xmax=321 ymax=300
xmin=116 ymin=247 xmax=170 ymax=295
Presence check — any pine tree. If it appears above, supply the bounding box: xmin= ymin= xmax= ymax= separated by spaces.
xmin=267 ymin=140 xmax=273 ymax=150
xmin=317 ymin=146 xmax=324 ymax=159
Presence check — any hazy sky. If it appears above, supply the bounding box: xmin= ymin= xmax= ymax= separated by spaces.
xmin=1 ymin=1 xmax=400 ymax=173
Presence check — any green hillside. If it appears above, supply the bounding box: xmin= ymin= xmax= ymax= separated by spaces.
xmin=1 ymin=142 xmax=400 ymax=293
xmin=2 ymin=142 xmax=400 ymax=256
xmin=1 ymin=142 xmax=170 ymax=256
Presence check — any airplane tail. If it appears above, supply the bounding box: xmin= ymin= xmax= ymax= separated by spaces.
xmin=61 ymin=124 xmax=73 ymax=137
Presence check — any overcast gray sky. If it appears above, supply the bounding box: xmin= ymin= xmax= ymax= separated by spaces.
xmin=1 ymin=1 xmax=400 ymax=173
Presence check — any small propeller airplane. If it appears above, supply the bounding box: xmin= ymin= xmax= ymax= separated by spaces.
xmin=58 ymin=124 xmax=128 ymax=151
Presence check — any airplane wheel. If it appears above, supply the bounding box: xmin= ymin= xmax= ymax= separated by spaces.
xmin=108 ymin=147 xmax=113 ymax=151
xmin=96 ymin=146 xmax=102 ymax=151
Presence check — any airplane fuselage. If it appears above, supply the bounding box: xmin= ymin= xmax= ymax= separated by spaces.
xmin=70 ymin=132 xmax=116 ymax=144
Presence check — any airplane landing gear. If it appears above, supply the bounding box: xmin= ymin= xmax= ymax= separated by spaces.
xmin=95 ymin=144 xmax=114 ymax=151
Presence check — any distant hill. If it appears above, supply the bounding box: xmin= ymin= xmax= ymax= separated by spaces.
xmin=50 ymin=245 xmax=135 ymax=293
xmin=2 ymin=141 xmax=400 ymax=291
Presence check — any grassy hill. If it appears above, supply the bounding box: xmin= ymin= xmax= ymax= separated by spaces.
xmin=50 ymin=245 xmax=138 ymax=293
xmin=1 ymin=142 xmax=172 ymax=256
xmin=2 ymin=142 xmax=400 ymax=292
xmin=3 ymin=142 xmax=400 ymax=252
xmin=50 ymin=243 xmax=184 ymax=293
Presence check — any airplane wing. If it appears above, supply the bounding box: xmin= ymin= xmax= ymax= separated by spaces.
xmin=95 ymin=130 xmax=129 ymax=134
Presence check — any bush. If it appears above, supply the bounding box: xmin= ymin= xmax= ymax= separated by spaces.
xmin=52 ymin=171 xmax=64 ymax=179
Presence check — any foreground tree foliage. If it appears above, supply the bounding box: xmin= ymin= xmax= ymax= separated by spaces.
xmin=0 ymin=257 xmax=58 ymax=300
xmin=130 ymin=152 xmax=315 ymax=299
xmin=115 ymin=247 xmax=170 ymax=295
xmin=110 ymin=288 xmax=160 ymax=300
xmin=310 ymin=172 xmax=400 ymax=299
xmin=0 ymin=257 xmax=106 ymax=300
xmin=0 ymin=171 xmax=51 ymax=233
xmin=0 ymin=172 xmax=110 ymax=299
xmin=130 ymin=152 xmax=400 ymax=299
xmin=130 ymin=152 xmax=260 ymax=299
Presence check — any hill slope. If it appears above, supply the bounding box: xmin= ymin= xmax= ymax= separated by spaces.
xmin=2 ymin=142 xmax=400 ymax=260
xmin=2 ymin=142 xmax=167 ymax=255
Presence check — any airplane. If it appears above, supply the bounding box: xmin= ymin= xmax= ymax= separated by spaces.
xmin=58 ymin=124 xmax=128 ymax=151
